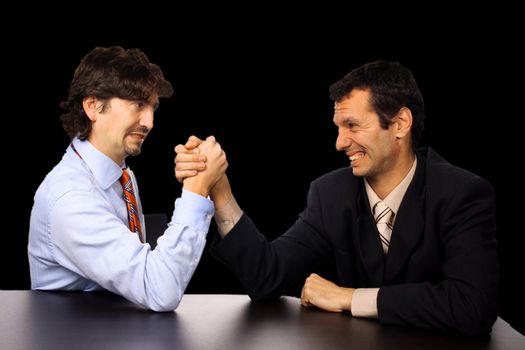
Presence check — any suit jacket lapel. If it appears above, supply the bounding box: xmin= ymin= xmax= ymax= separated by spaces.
xmin=385 ymin=152 xmax=426 ymax=283
xmin=355 ymin=183 xmax=385 ymax=285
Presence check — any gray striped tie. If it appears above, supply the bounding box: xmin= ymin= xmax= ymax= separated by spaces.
xmin=373 ymin=201 xmax=394 ymax=254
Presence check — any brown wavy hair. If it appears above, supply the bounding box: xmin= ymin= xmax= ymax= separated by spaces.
xmin=60 ymin=46 xmax=173 ymax=140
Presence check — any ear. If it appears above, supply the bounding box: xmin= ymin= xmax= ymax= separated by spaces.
xmin=393 ymin=107 xmax=413 ymax=139
xmin=82 ymin=96 xmax=98 ymax=122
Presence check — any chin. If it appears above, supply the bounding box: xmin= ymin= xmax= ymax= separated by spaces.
xmin=350 ymin=164 xmax=369 ymax=178
xmin=351 ymin=168 xmax=364 ymax=177
xmin=125 ymin=146 xmax=142 ymax=157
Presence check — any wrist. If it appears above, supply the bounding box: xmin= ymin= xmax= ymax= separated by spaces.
xmin=211 ymin=189 xmax=232 ymax=210
xmin=342 ymin=287 xmax=354 ymax=312
xmin=183 ymin=183 xmax=209 ymax=198
xmin=210 ymin=176 xmax=233 ymax=210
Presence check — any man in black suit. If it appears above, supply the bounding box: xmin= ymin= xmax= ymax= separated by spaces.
xmin=175 ymin=61 xmax=498 ymax=334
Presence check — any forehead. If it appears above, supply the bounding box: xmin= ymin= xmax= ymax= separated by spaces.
xmin=335 ymin=89 xmax=371 ymax=113
xmin=333 ymin=89 xmax=373 ymax=121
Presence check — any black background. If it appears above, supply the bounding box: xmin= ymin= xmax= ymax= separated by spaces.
xmin=3 ymin=11 xmax=523 ymax=334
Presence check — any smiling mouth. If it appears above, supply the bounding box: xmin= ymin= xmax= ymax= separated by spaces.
xmin=348 ymin=151 xmax=365 ymax=161
xmin=129 ymin=133 xmax=147 ymax=140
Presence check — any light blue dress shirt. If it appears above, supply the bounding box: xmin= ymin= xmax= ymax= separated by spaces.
xmin=28 ymin=137 xmax=214 ymax=311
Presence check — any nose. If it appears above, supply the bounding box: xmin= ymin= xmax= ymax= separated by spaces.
xmin=140 ymin=108 xmax=154 ymax=130
xmin=335 ymin=130 xmax=351 ymax=151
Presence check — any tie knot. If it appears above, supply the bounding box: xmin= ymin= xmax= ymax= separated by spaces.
xmin=373 ymin=201 xmax=394 ymax=225
xmin=119 ymin=169 xmax=130 ymax=187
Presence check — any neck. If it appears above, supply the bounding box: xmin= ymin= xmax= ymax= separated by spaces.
xmin=368 ymin=150 xmax=415 ymax=199
xmin=87 ymin=135 xmax=125 ymax=165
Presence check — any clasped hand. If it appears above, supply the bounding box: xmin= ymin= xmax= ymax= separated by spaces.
xmin=174 ymin=136 xmax=354 ymax=313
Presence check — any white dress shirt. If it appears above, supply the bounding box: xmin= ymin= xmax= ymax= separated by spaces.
xmin=351 ymin=157 xmax=417 ymax=317
xmin=28 ymin=137 xmax=214 ymax=311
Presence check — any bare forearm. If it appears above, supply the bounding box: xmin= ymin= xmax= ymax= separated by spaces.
xmin=211 ymin=175 xmax=242 ymax=238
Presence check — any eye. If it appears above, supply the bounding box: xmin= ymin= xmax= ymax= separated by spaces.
xmin=133 ymin=101 xmax=146 ymax=110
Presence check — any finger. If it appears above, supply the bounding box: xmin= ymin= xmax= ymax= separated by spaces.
xmin=175 ymin=153 xmax=207 ymax=163
xmin=308 ymin=273 xmax=323 ymax=284
xmin=206 ymin=135 xmax=216 ymax=143
xmin=175 ymin=162 xmax=206 ymax=171
xmin=175 ymin=170 xmax=198 ymax=183
xmin=186 ymin=135 xmax=204 ymax=148
xmin=175 ymin=144 xmax=201 ymax=155
xmin=300 ymin=290 xmax=308 ymax=306
xmin=300 ymin=291 xmax=313 ymax=307
xmin=188 ymin=135 xmax=203 ymax=143
xmin=300 ymin=281 xmax=309 ymax=305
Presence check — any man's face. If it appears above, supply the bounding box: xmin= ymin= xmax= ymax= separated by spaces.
xmin=90 ymin=94 xmax=159 ymax=164
xmin=333 ymin=89 xmax=400 ymax=182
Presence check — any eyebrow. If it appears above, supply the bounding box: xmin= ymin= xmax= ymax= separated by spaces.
xmin=333 ymin=116 xmax=360 ymax=126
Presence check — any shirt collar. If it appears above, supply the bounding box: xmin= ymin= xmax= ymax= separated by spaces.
xmin=70 ymin=137 xmax=124 ymax=190
xmin=365 ymin=156 xmax=417 ymax=215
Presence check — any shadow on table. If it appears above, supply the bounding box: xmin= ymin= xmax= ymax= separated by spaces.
xmin=22 ymin=291 xmax=190 ymax=350
xmin=232 ymin=297 xmax=491 ymax=350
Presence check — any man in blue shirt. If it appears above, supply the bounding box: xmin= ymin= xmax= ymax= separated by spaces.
xmin=28 ymin=46 xmax=227 ymax=311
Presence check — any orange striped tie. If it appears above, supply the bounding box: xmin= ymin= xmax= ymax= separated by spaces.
xmin=119 ymin=169 xmax=144 ymax=243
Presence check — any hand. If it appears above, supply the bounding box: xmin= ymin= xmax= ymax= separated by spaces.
xmin=174 ymin=135 xmax=207 ymax=182
xmin=300 ymin=273 xmax=354 ymax=313
xmin=183 ymin=136 xmax=228 ymax=198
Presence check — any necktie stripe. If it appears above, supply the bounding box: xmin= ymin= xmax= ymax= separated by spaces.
xmin=379 ymin=234 xmax=390 ymax=246
xmin=373 ymin=200 xmax=394 ymax=254
xmin=375 ymin=208 xmax=391 ymax=223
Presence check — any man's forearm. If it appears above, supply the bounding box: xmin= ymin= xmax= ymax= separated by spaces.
xmin=213 ymin=195 xmax=242 ymax=238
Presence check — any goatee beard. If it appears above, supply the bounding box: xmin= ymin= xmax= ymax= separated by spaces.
xmin=125 ymin=144 xmax=142 ymax=157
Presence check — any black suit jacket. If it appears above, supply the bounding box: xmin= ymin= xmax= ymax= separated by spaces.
xmin=211 ymin=148 xmax=498 ymax=334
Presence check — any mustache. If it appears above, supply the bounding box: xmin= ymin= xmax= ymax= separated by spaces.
xmin=128 ymin=126 xmax=150 ymax=135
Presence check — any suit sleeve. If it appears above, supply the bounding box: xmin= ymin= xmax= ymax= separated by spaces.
xmin=211 ymin=182 xmax=332 ymax=300
xmin=378 ymin=177 xmax=499 ymax=334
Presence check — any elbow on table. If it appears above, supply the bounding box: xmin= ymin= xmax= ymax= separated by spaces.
xmin=142 ymin=290 xmax=183 ymax=312
xmin=147 ymin=299 xmax=180 ymax=312
xmin=454 ymin=299 xmax=498 ymax=335
xmin=247 ymin=289 xmax=282 ymax=302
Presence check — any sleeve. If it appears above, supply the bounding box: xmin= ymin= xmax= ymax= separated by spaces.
xmin=377 ymin=177 xmax=499 ymax=334
xmin=352 ymin=288 xmax=379 ymax=318
xmin=50 ymin=189 xmax=213 ymax=312
xmin=211 ymin=181 xmax=333 ymax=300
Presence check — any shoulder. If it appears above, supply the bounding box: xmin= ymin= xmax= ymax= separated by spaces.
xmin=421 ymin=147 xmax=494 ymax=201
xmin=310 ymin=167 xmax=361 ymax=197
xmin=38 ymin=158 xmax=97 ymax=203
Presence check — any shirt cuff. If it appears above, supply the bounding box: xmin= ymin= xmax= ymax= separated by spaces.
xmin=214 ymin=195 xmax=242 ymax=236
xmin=351 ymin=288 xmax=379 ymax=318
xmin=171 ymin=189 xmax=215 ymax=233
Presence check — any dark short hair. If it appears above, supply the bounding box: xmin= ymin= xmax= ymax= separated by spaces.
xmin=329 ymin=60 xmax=425 ymax=146
xmin=60 ymin=46 xmax=173 ymax=140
